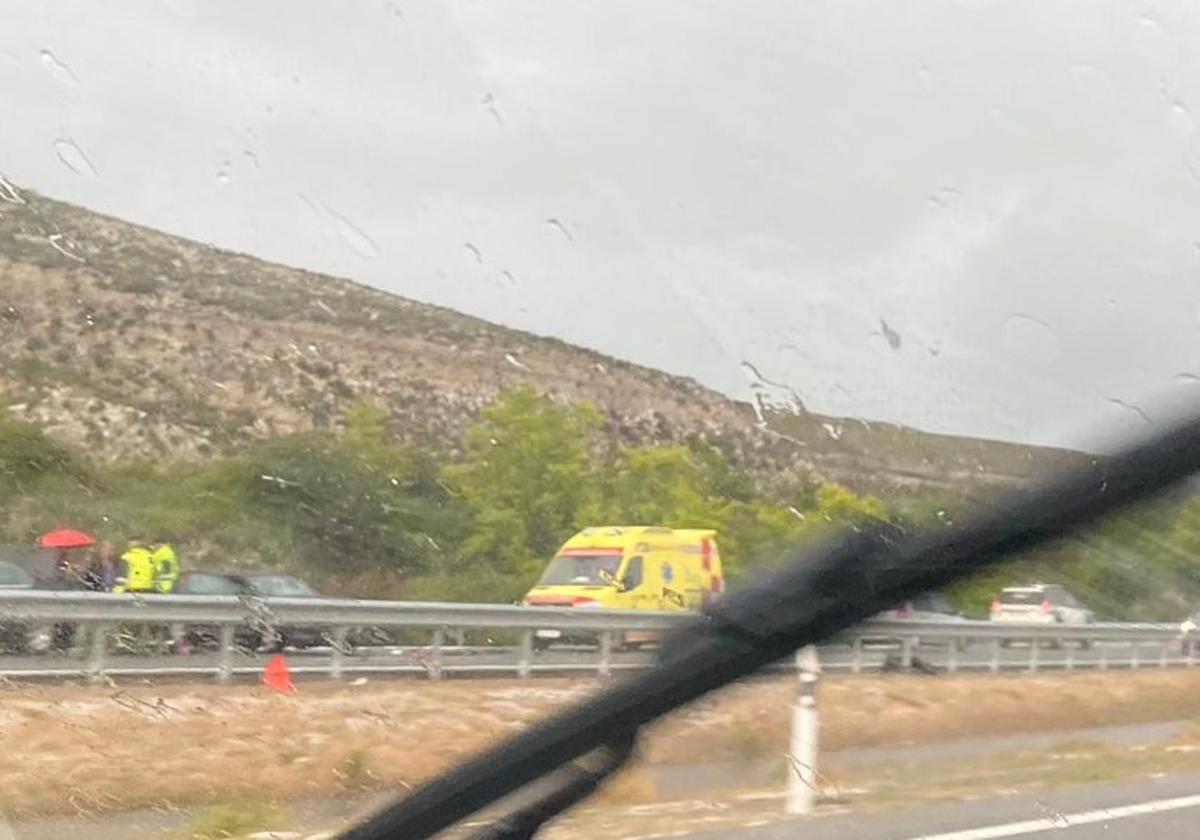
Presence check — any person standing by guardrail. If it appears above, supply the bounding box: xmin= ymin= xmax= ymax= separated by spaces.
xmin=113 ymin=543 xmax=155 ymax=594
xmin=82 ymin=541 xmax=116 ymax=592
xmin=150 ymin=543 xmax=179 ymax=594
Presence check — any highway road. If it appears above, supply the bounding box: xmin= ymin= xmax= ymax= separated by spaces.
xmin=691 ymin=770 xmax=1200 ymax=839
xmin=0 ymin=638 xmax=1192 ymax=680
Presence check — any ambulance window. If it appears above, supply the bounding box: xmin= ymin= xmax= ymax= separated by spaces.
xmin=622 ymin=557 xmax=644 ymax=590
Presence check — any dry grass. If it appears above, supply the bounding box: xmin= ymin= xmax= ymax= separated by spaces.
xmin=4 ymin=669 xmax=1200 ymax=819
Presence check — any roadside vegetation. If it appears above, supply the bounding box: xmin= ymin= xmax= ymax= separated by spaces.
xmin=0 ymin=388 xmax=885 ymax=603
xmin=3 ymin=387 xmax=1199 ymax=616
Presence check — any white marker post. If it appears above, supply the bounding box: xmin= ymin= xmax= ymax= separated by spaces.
xmin=787 ymin=645 xmax=821 ymax=815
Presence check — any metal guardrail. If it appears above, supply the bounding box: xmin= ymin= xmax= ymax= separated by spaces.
xmin=0 ymin=591 xmax=1191 ymax=682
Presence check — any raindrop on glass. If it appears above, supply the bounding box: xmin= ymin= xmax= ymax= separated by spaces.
xmin=1001 ymin=314 xmax=1060 ymax=360
xmin=54 ymin=139 xmax=96 ymax=177
xmin=301 ymin=196 xmax=380 ymax=259
xmin=879 ymin=319 xmax=902 ymax=350
xmin=1167 ymin=102 xmax=1194 ymax=137
xmin=39 ymin=49 xmax=78 ymax=87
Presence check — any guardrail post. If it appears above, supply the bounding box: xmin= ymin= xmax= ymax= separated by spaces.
xmin=217 ymin=625 xmax=235 ymax=684
xmin=1188 ymin=641 xmax=1196 ymax=668
xmin=1028 ymin=638 xmax=1039 ymax=672
xmin=901 ymin=637 xmax=915 ymax=670
xmin=1099 ymin=642 xmax=1109 ymax=670
xmin=1065 ymin=639 xmax=1075 ymax=671
xmin=87 ymin=622 xmax=107 ymax=685
xmin=787 ymin=646 xmax=821 ymax=815
xmin=947 ymin=638 xmax=959 ymax=674
xmin=851 ymin=638 xmax=863 ymax=674
xmin=1159 ymin=643 xmax=1168 ymax=668
xmin=330 ymin=627 xmax=349 ymax=681
xmin=518 ymin=630 xmax=533 ymax=679
xmin=598 ymin=631 xmax=613 ymax=678
xmin=429 ymin=628 xmax=445 ymax=681
xmin=990 ymin=638 xmax=1000 ymax=674
xmin=1131 ymin=643 xmax=1140 ymax=670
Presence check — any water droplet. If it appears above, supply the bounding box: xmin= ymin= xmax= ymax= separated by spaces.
xmin=242 ymin=150 xmax=261 ymax=168
xmin=464 ymin=243 xmax=483 ymax=263
xmin=1107 ymin=397 xmax=1152 ymax=425
xmin=300 ymin=195 xmax=380 ymax=259
xmin=1168 ymin=102 xmax=1194 ymax=137
xmin=217 ymin=171 xmax=231 ymax=185
xmin=482 ymin=92 xmax=502 ymax=125
xmin=39 ymin=49 xmax=77 ymax=87
xmin=879 ymin=319 xmax=902 ymax=350
xmin=1174 ymin=372 xmax=1200 ymax=384
xmin=1001 ymin=314 xmax=1060 ymax=360
xmin=0 ymin=175 xmax=26 ymax=205
xmin=497 ymin=270 xmax=516 ymax=288
xmin=546 ymin=218 xmax=574 ymax=241
xmin=53 ymin=139 xmax=96 ymax=177
xmin=504 ymin=353 xmax=530 ymax=371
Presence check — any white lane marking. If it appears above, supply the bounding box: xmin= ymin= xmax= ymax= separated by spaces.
xmin=908 ymin=793 xmax=1200 ymax=839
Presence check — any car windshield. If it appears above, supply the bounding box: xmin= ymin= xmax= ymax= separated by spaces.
xmin=0 ymin=561 xmax=32 ymax=587
xmin=245 ymin=576 xmax=317 ymax=597
xmin=999 ymin=590 xmax=1046 ymax=605
xmin=179 ymin=574 xmax=241 ymax=596
xmin=538 ymin=555 xmax=623 ymax=586
xmin=6 ymin=2 xmax=1200 ymax=837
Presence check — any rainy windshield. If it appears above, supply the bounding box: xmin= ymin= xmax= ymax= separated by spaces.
xmin=537 ymin=555 xmax=623 ymax=586
xmin=6 ymin=1 xmax=1200 ymax=838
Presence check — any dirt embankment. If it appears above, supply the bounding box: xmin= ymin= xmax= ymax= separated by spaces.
xmin=3 ymin=670 xmax=1200 ymax=819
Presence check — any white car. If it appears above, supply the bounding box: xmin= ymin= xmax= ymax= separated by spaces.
xmin=990 ymin=584 xmax=1093 ymax=627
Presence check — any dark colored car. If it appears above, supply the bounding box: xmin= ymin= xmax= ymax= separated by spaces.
xmin=0 ymin=557 xmax=83 ymax=653
xmin=0 ymin=559 xmax=41 ymax=652
xmin=172 ymin=570 xmax=261 ymax=653
xmin=172 ymin=570 xmax=327 ymax=652
xmin=229 ymin=572 xmax=327 ymax=650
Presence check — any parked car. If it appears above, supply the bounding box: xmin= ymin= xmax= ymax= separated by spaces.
xmin=990 ymin=584 xmax=1093 ymax=647
xmin=0 ymin=557 xmax=82 ymax=653
xmin=172 ymin=570 xmax=260 ymax=653
xmin=866 ymin=592 xmax=971 ymax=649
xmin=0 ymin=559 xmax=39 ymax=652
xmin=172 ymin=570 xmax=327 ymax=652
xmin=226 ymin=572 xmax=327 ymax=650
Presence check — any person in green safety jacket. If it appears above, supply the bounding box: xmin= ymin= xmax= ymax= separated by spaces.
xmin=114 ymin=543 xmax=156 ymax=594
xmin=150 ymin=543 xmax=180 ymax=593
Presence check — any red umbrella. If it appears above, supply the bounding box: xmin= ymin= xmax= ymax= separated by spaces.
xmin=38 ymin=529 xmax=96 ymax=549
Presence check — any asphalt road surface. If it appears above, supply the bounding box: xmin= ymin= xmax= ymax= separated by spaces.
xmin=691 ymin=770 xmax=1200 ymax=839
xmin=0 ymin=638 xmax=1191 ymax=680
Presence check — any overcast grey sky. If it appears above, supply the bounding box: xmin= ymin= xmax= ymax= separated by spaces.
xmin=3 ymin=0 xmax=1200 ymax=449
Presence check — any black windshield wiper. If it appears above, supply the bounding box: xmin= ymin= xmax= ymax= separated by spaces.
xmin=340 ymin=414 xmax=1200 ymax=840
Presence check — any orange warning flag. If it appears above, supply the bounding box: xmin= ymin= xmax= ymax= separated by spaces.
xmin=262 ymin=653 xmax=293 ymax=693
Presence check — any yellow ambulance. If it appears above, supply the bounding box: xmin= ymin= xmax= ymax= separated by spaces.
xmin=522 ymin=526 xmax=724 ymax=648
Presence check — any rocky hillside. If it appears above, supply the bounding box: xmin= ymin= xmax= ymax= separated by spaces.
xmin=0 ymin=182 xmax=1086 ymax=495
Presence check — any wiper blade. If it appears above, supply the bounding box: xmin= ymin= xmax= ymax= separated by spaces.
xmin=340 ymin=415 xmax=1200 ymax=840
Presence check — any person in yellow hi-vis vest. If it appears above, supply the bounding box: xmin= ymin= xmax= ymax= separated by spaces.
xmin=114 ymin=544 xmax=156 ymax=594
xmin=151 ymin=543 xmax=180 ymax=593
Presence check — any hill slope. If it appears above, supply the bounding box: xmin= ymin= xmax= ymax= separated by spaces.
xmin=0 ymin=183 xmax=1085 ymax=494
